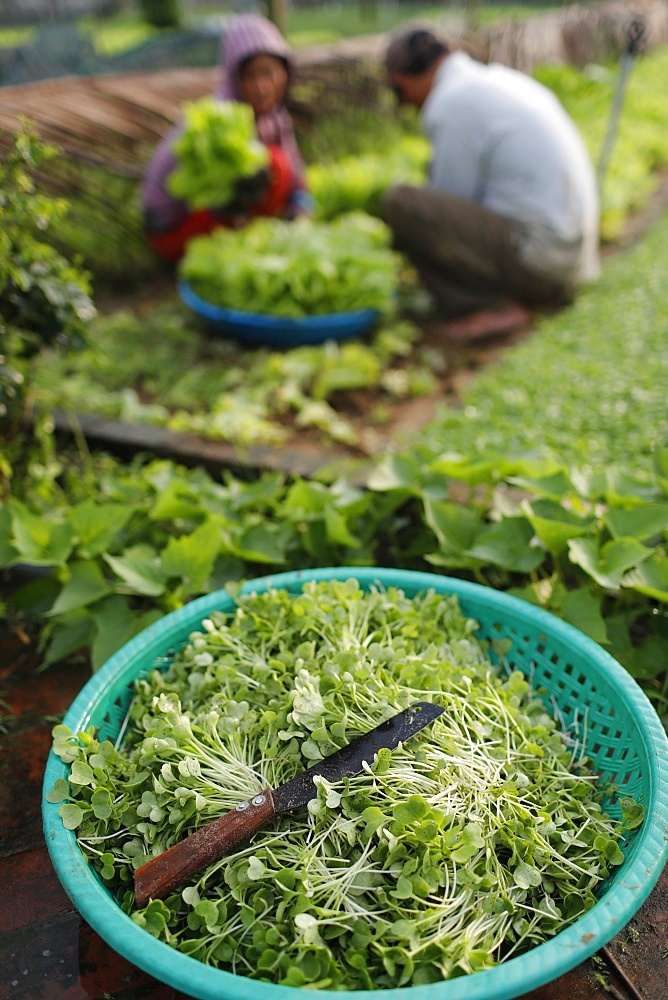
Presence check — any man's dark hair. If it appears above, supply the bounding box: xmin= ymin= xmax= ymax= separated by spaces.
xmin=386 ymin=27 xmax=449 ymax=77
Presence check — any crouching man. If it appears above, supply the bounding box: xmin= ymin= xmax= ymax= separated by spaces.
xmin=382 ymin=24 xmax=600 ymax=339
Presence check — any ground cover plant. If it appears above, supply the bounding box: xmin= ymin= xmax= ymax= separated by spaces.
xmin=47 ymin=579 xmax=641 ymax=987
xmin=414 ymin=206 xmax=668 ymax=473
xmin=29 ymin=299 xmax=431 ymax=448
xmin=3 ymin=431 xmax=668 ymax=723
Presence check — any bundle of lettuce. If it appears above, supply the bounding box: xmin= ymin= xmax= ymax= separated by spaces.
xmin=179 ymin=213 xmax=399 ymax=317
xmin=307 ymin=135 xmax=430 ymax=221
xmin=167 ymin=97 xmax=269 ymax=210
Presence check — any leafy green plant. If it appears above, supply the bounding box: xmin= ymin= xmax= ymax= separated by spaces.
xmin=0 ymin=125 xmax=95 ymax=487
xmin=416 ymin=205 xmax=668 ymax=474
xmin=0 ymin=126 xmax=95 ymax=359
xmin=307 ymin=136 xmax=430 ymax=220
xmin=2 ymin=443 xmax=667 ymax=731
xmin=180 ymin=213 xmax=399 ymax=317
xmin=28 ymin=301 xmax=429 ymax=449
xmin=369 ymin=448 xmax=668 ymax=686
xmin=168 ymin=98 xmax=269 ymax=209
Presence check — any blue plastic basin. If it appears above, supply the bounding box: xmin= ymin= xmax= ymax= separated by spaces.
xmin=178 ymin=281 xmax=380 ymax=346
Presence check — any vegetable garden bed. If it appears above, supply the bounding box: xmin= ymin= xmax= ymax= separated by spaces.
xmin=31 ymin=166 xmax=668 ymax=480
xmin=8 ymin=32 xmax=667 ymax=477
xmin=33 ymin=284 xmax=462 ymax=477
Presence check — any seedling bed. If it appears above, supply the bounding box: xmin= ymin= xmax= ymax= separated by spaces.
xmin=45 ymin=275 xmax=535 ymax=480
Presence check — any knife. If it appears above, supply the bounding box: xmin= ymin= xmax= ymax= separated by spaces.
xmin=133 ymin=700 xmax=444 ymax=906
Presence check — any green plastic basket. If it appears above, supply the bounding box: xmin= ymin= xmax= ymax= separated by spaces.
xmin=42 ymin=568 xmax=668 ymax=1000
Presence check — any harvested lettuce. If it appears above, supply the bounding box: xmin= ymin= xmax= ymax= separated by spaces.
xmin=168 ymin=97 xmax=269 ymax=209
xmin=179 ymin=212 xmax=398 ymax=316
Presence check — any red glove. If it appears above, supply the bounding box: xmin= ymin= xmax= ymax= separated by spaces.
xmin=146 ymin=147 xmax=296 ymax=262
xmin=248 ymin=145 xmax=295 ymax=219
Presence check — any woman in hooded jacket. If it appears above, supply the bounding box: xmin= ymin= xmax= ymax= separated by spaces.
xmin=141 ymin=14 xmax=311 ymax=262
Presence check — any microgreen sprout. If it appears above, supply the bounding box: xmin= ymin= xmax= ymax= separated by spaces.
xmin=50 ymin=580 xmax=642 ymax=989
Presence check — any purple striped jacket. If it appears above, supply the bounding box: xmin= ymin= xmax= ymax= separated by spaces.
xmin=141 ymin=13 xmax=307 ymax=231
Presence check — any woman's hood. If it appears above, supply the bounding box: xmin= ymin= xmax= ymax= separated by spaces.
xmin=216 ymin=13 xmax=293 ymax=101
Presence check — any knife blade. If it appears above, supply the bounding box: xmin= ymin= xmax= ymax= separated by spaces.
xmin=133 ymin=700 xmax=444 ymax=906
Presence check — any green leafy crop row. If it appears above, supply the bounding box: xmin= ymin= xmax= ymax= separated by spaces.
xmin=28 ymin=176 xmax=668 ymax=464
xmin=416 ymin=205 xmax=668 ymax=473
xmin=28 ymin=301 xmax=430 ymax=449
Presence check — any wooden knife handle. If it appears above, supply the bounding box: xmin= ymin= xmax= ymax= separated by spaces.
xmin=133 ymin=788 xmax=276 ymax=907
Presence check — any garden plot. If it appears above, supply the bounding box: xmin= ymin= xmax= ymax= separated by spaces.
xmin=33 ymin=165 xmax=668 ymax=480
xmin=3 ymin=18 xmax=668 ymax=997
xmin=34 ymin=179 xmax=667 ymax=481
xmin=35 ymin=265 xmax=542 ymax=479
xmin=21 ymin=35 xmax=668 ymax=475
